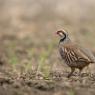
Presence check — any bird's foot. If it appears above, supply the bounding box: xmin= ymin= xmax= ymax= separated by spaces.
xmin=79 ymin=73 xmax=89 ymax=77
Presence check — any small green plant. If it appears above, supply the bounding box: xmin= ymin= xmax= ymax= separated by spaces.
xmin=9 ymin=55 xmax=18 ymax=64
xmin=36 ymin=42 xmax=55 ymax=79
xmin=24 ymin=62 xmax=33 ymax=73
xmin=8 ymin=49 xmax=18 ymax=65
xmin=69 ymin=89 xmax=76 ymax=95
xmin=37 ymin=51 xmax=49 ymax=78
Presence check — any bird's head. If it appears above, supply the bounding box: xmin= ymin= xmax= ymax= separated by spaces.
xmin=56 ymin=30 xmax=68 ymax=40
xmin=56 ymin=30 xmax=70 ymax=43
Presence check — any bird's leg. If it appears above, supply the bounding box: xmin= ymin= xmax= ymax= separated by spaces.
xmin=85 ymin=65 xmax=90 ymax=76
xmin=67 ymin=67 xmax=75 ymax=78
xmin=79 ymin=66 xmax=90 ymax=77
xmin=79 ymin=68 xmax=83 ymax=76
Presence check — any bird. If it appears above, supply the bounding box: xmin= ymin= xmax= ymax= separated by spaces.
xmin=56 ymin=30 xmax=95 ymax=78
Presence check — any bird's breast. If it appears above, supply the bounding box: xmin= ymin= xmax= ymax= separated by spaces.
xmin=59 ymin=47 xmax=77 ymax=63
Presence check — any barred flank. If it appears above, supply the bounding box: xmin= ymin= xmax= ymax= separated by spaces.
xmin=59 ymin=47 xmax=91 ymax=67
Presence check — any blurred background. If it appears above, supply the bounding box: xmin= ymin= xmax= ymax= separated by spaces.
xmin=0 ymin=0 xmax=95 ymax=95
xmin=1 ymin=0 xmax=95 ymax=41
xmin=1 ymin=0 xmax=95 ymax=44
xmin=0 ymin=0 xmax=95 ymax=79
xmin=0 ymin=0 xmax=95 ymax=50
xmin=0 ymin=0 xmax=95 ymax=70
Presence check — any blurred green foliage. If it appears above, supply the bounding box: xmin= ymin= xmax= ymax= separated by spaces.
xmin=36 ymin=41 xmax=55 ymax=79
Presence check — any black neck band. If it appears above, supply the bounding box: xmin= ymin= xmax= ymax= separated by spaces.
xmin=59 ymin=33 xmax=66 ymax=42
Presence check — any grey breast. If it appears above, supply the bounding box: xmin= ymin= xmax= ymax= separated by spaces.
xmin=59 ymin=46 xmax=77 ymax=67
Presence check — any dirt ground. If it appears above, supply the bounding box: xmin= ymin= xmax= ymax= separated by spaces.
xmin=0 ymin=30 xmax=94 ymax=95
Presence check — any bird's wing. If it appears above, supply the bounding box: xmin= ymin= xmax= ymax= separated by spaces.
xmin=74 ymin=44 xmax=95 ymax=63
xmin=59 ymin=43 xmax=95 ymax=63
